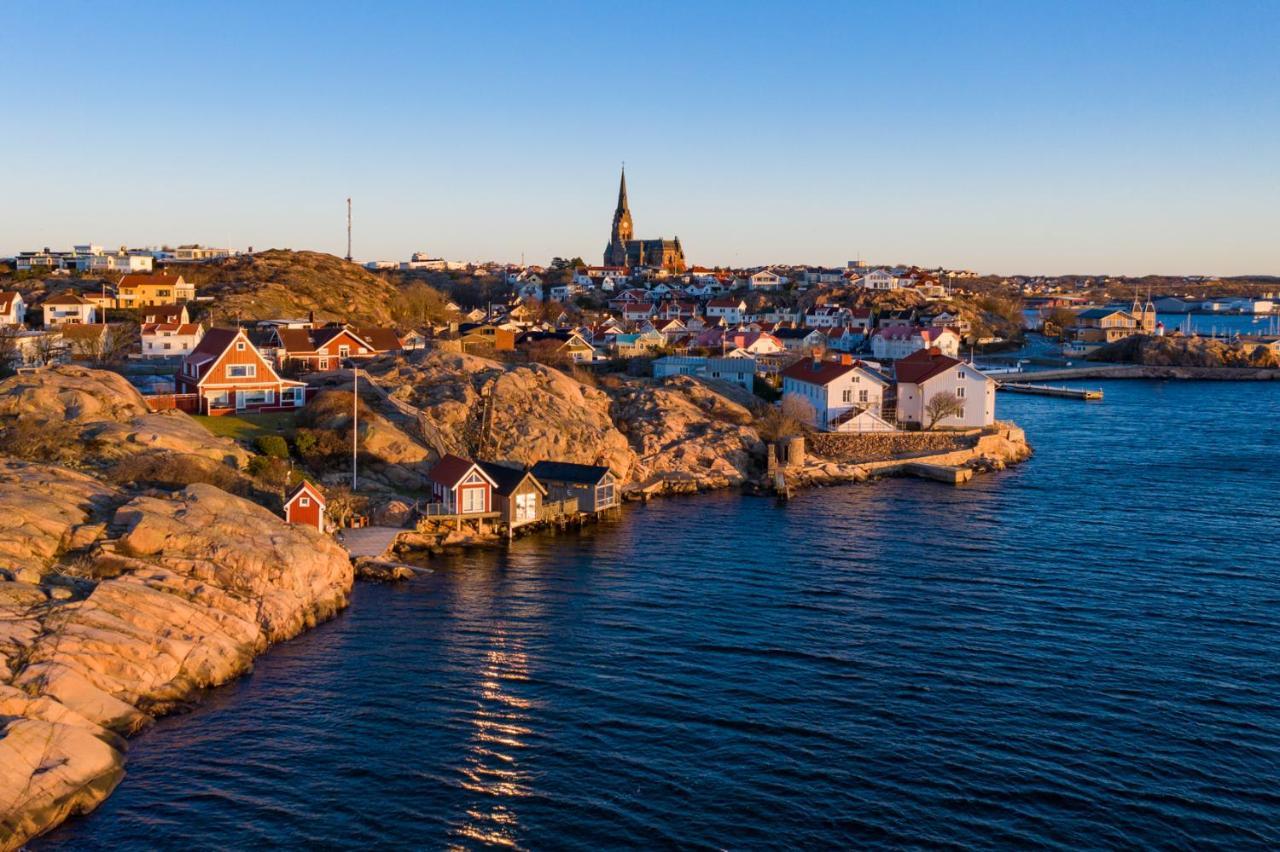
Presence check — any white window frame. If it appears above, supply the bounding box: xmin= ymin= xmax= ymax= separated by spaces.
xmin=227 ymin=364 xmax=256 ymax=378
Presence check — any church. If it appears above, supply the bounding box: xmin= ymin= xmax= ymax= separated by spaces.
xmin=603 ymin=168 xmax=687 ymax=272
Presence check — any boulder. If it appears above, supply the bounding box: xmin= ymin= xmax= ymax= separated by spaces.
xmin=611 ymin=377 xmax=763 ymax=495
xmin=0 ymin=367 xmax=249 ymax=469
xmin=370 ymin=350 xmax=635 ymax=479
xmin=0 ymin=476 xmax=354 ymax=849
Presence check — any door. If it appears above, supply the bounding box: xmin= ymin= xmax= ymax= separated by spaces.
xmin=460 ymin=487 xmax=485 ymax=514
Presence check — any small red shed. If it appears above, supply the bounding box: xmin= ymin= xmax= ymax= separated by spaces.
xmin=427 ymin=454 xmax=497 ymax=515
xmin=284 ymin=480 xmax=327 ymax=532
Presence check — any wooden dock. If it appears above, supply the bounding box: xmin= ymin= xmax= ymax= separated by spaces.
xmin=997 ymin=382 xmax=1103 ymax=400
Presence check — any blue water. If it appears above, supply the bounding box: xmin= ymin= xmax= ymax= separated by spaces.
xmin=36 ymin=381 xmax=1280 ymax=849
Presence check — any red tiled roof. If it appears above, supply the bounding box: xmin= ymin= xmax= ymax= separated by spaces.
xmin=780 ymin=358 xmax=858 ymax=386
xmin=186 ymin=326 xmax=240 ymax=361
xmin=893 ymin=349 xmax=964 ymax=384
xmin=119 ymin=273 xmax=183 ymax=288
xmin=428 ymin=454 xmax=485 ymax=489
xmin=0 ymin=292 xmax=19 ymax=314
xmin=43 ymin=292 xmax=91 ymax=306
xmin=355 ymin=327 xmax=402 ymax=351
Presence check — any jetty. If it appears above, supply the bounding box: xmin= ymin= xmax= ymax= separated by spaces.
xmin=997 ymin=381 xmax=1103 ymax=400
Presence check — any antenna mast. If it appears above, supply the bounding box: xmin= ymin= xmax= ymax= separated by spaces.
xmin=345 ymin=197 xmax=353 ymax=262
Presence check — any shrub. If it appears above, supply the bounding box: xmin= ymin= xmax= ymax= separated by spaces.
xmin=108 ymin=451 xmax=248 ymax=494
xmin=255 ymin=434 xmax=290 ymax=459
xmin=247 ymin=454 xmax=291 ymax=489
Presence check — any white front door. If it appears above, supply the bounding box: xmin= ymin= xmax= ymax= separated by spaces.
xmin=460 ymin=488 xmax=485 ymax=514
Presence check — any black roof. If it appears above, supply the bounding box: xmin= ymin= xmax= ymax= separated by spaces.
xmin=530 ymin=460 xmax=613 ymax=486
xmin=477 ymin=461 xmax=545 ymax=496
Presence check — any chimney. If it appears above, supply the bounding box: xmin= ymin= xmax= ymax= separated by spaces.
xmin=308 ymin=310 xmax=315 ymax=326
xmin=811 ymin=348 xmax=821 ymax=370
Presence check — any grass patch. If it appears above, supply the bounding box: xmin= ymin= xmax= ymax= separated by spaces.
xmin=192 ymin=412 xmax=297 ymax=443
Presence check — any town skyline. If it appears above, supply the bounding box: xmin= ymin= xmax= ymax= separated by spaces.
xmin=4 ymin=1 xmax=1279 ymax=276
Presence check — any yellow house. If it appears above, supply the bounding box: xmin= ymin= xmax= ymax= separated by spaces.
xmin=115 ymin=273 xmax=196 ymax=308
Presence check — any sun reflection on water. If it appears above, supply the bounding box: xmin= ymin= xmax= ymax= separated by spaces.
xmin=449 ymin=641 xmax=536 ymax=850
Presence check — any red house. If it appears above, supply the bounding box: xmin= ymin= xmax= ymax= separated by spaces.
xmin=177 ymin=327 xmax=307 ymax=415
xmin=271 ymin=324 xmax=401 ymax=372
xmin=427 ymin=454 xmax=497 ymax=515
xmin=283 ymin=480 xmax=326 ymax=532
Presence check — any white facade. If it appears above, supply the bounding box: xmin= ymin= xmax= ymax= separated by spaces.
xmin=0 ymin=292 xmax=26 ymax=326
xmin=706 ymin=299 xmax=747 ymax=324
xmin=781 ymin=359 xmax=889 ymax=431
xmin=85 ymin=253 xmax=153 ymax=273
xmin=141 ymin=323 xmax=205 ymax=358
xmin=857 ymin=270 xmax=900 ymax=291
xmin=42 ymin=297 xmax=97 ymax=326
xmin=747 ymin=270 xmax=783 ymax=290
xmin=896 ymin=363 xmax=996 ymax=429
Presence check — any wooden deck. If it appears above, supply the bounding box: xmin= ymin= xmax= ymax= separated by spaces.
xmin=339 ymin=526 xmax=404 ymax=558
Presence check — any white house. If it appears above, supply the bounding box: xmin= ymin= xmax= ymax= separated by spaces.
xmin=893 ymin=349 xmax=996 ymax=429
xmin=871 ymin=325 xmax=961 ymax=360
xmin=746 ymin=270 xmax=783 ymax=290
xmin=41 ymin=293 xmax=97 ymax=326
xmin=0 ymin=292 xmax=27 ymax=326
xmin=780 ymin=354 xmax=891 ymax=431
xmin=141 ymin=319 xmax=206 ymax=358
xmin=857 ymin=269 xmax=900 ymax=291
xmin=85 ymin=252 xmax=153 ymax=273
xmin=706 ymin=297 xmax=747 ymax=324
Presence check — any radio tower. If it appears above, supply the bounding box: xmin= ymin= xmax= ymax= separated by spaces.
xmin=345 ymin=197 xmax=353 ymax=262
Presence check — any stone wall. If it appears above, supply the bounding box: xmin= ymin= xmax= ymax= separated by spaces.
xmin=807 ymin=430 xmax=975 ymax=463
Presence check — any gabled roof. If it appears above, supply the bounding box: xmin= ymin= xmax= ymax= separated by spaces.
xmin=530 ymin=460 xmax=614 ymax=486
xmin=781 ymin=358 xmax=883 ymax=387
xmin=0 ymin=292 xmax=21 ymax=314
xmin=186 ymin=326 xmax=241 ymax=362
xmin=428 ymin=454 xmax=497 ymax=490
xmin=478 ymin=461 xmax=547 ymax=497
xmin=355 ymin=327 xmax=402 ymax=351
xmin=43 ymin=292 xmax=91 ymax=306
xmin=285 ymin=480 xmax=325 ymax=506
xmin=893 ymin=349 xmax=965 ymax=384
xmin=59 ymin=323 xmax=110 ymax=342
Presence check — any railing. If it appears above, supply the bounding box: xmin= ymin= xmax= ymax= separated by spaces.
xmin=144 ymin=393 xmax=200 ymax=413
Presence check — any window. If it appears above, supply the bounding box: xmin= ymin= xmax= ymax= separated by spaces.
xmin=236 ymin=341 xmax=246 ymax=351
xmin=227 ymin=364 xmax=256 ymax=378
xmin=318 ymin=358 xmax=329 ymax=370
xmin=299 ymin=497 xmax=311 ymax=508
xmin=859 ymin=389 xmax=869 ymax=403
xmin=842 ymin=389 xmax=852 ymax=403
xmin=338 ymin=345 xmax=350 ymax=358
xmin=956 ymin=386 xmax=966 ymax=398
xmin=238 ymin=389 xmax=273 ymax=408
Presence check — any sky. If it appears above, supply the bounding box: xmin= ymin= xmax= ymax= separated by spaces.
xmin=2 ymin=1 xmax=1278 ymax=276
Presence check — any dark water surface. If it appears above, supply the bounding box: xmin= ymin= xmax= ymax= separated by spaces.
xmin=38 ymin=381 xmax=1280 ymax=849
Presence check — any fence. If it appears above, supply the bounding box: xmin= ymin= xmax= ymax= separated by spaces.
xmin=143 ymin=393 xmax=200 ymax=413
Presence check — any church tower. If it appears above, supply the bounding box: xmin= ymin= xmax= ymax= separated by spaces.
xmin=605 ymin=166 xmax=633 ymax=267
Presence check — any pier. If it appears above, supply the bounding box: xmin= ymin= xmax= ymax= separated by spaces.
xmin=997 ymin=382 xmax=1103 ymax=400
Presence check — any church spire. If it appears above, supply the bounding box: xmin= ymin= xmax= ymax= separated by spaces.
xmin=616 ymin=164 xmax=629 ymax=216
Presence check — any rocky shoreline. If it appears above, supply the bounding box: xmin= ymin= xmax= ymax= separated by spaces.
xmin=0 ymin=360 xmax=1031 ymax=847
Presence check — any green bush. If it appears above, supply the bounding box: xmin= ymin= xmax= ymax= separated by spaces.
xmin=255 ymin=434 xmax=289 ymax=459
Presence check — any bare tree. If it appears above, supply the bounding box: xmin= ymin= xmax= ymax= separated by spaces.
xmin=925 ymin=390 xmax=966 ymax=429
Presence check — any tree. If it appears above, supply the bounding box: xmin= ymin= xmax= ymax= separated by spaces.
xmin=0 ymin=327 xmax=20 ymax=377
xmin=925 ymin=390 xmax=966 ymax=429
xmin=391 ymin=282 xmax=452 ymax=327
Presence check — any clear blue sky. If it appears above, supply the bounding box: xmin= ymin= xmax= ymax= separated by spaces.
xmin=4 ymin=1 xmax=1278 ymax=275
